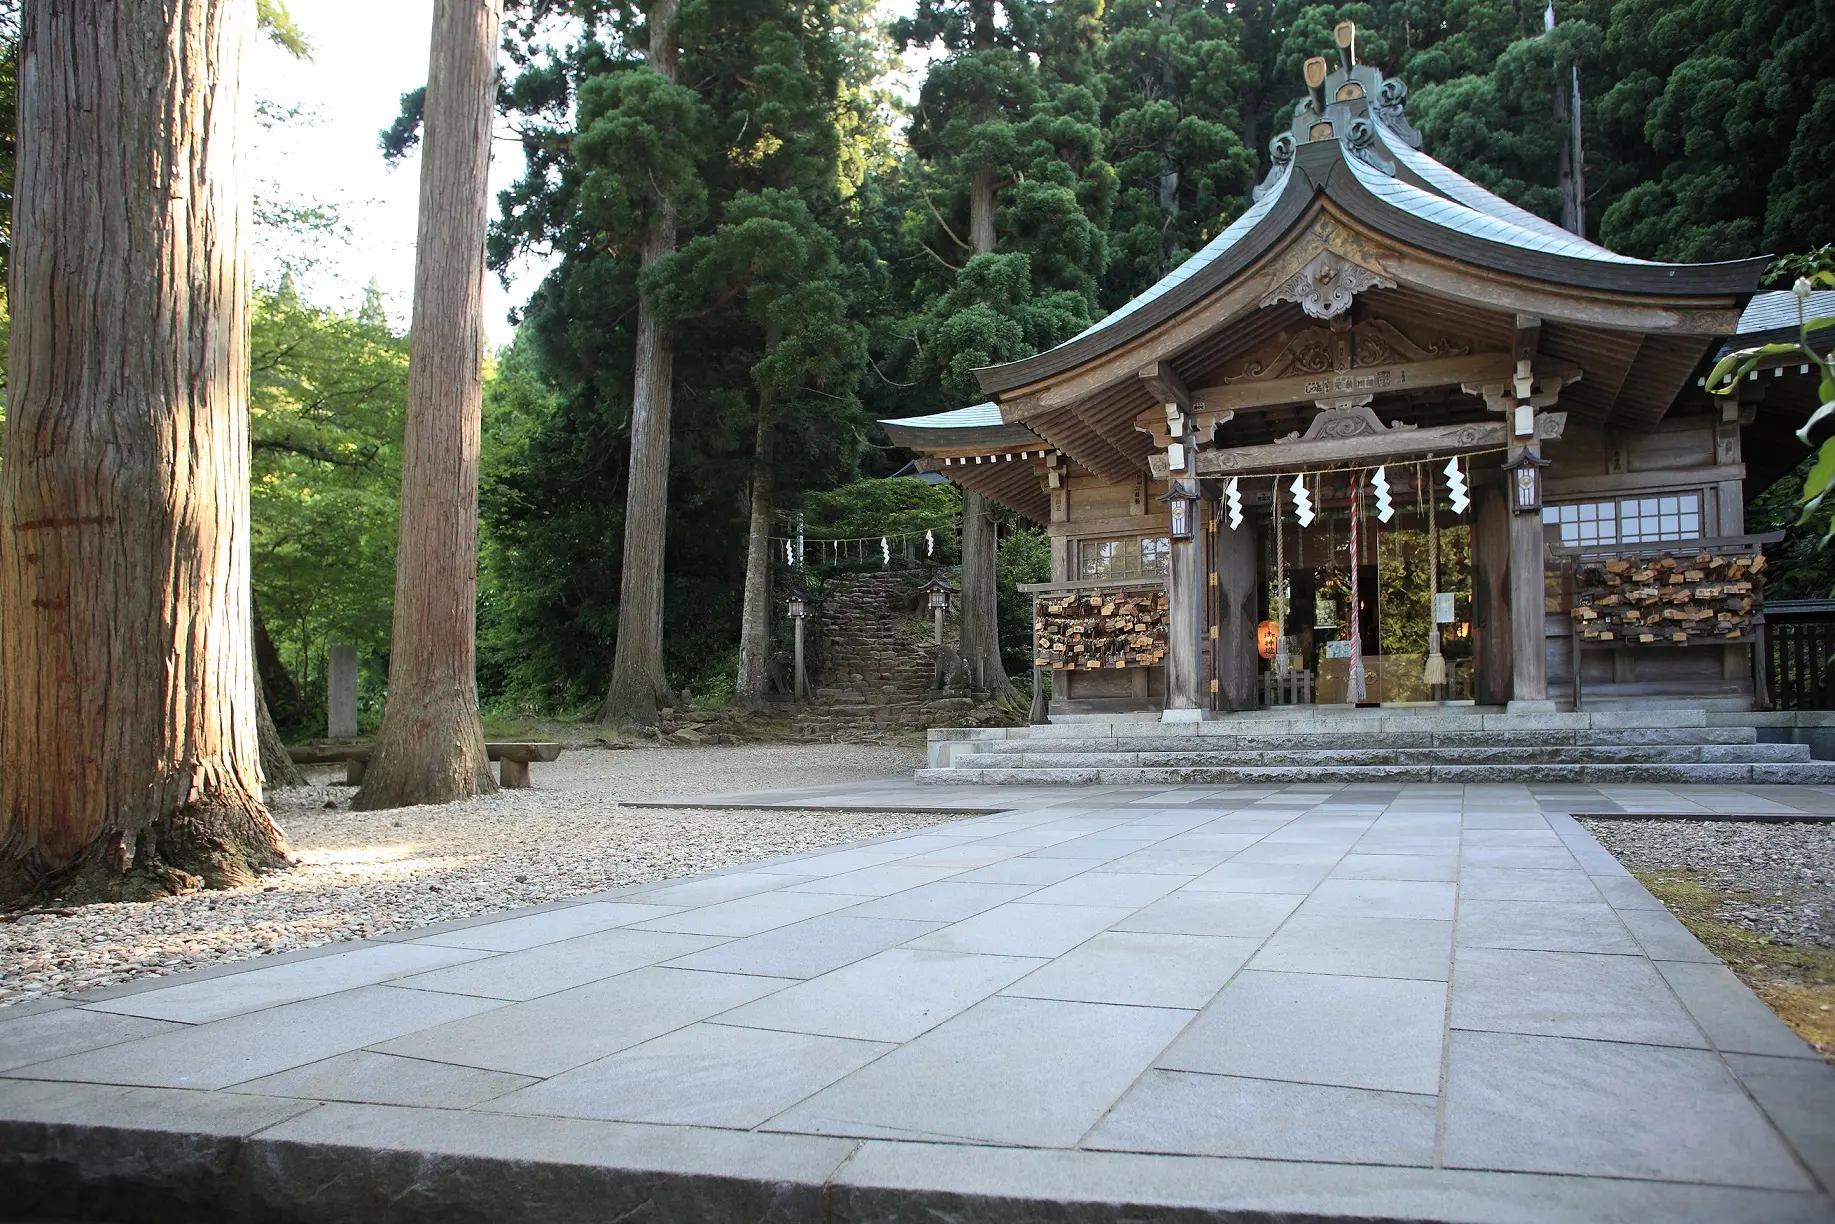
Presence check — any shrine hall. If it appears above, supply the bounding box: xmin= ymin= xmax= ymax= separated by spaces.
xmin=884 ymin=24 xmax=1825 ymax=721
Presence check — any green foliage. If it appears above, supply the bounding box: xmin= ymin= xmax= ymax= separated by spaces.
xmin=996 ymin=526 xmax=1052 ymax=677
xmin=248 ymin=290 xmax=409 ymax=731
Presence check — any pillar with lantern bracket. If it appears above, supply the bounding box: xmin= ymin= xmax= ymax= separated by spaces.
xmin=1159 ymin=477 xmax=1206 ymax=720
xmin=786 ymin=587 xmax=815 ymax=701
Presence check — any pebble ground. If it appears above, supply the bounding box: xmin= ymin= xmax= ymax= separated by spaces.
xmin=0 ymin=743 xmax=937 ymax=1009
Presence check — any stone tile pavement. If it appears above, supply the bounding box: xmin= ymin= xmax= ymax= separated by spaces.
xmin=3 ymin=782 xmax=1833 ymax=1223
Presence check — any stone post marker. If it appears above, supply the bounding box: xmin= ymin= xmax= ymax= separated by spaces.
xmin=327 ymin=645 xmax=359 ymax=739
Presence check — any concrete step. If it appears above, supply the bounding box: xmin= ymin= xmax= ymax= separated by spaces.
xmin=916 ymin=761 xmax=1835 ymax=786
xmin=953 ymin=743 xmax=1813 ymax=769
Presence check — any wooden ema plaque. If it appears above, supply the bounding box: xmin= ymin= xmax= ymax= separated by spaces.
xmin=1570 ymin=550 xmax=1765 ymax=646
xmin=1036 ymin=589 xmax=1170 ymax=669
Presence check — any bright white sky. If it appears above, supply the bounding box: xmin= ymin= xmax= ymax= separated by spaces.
xmin=252 ymin=1 xmax=925 ymax=348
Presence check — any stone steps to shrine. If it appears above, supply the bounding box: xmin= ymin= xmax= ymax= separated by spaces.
xmin=915 ymin=706 xmax=1835 ymax=786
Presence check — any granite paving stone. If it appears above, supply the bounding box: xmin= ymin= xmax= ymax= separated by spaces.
xmin=410 ymin=902 xmax=686 ymax=952
xmin=394 ymin=928 xmax=725 ymax=1000
xmin=1458 ymin=867 xmax=1605 ymax=903
xmin=1111 ymin=888 xmax=1305 ymax=938
xmin=1183 ymin=860 xmax=1336 ymax=893
xmin=80 ymin=941 xmax=491 ymax=1024
xmin=1451 ymin=947 xmax=1708 ymax=1047
xmin=1327 ymin=853 xmax=1460 ymax=882
xmin=1656 ymin=961 xmax=1826 ymax=1059
xmin=227 ymin=1050 xmax=535 ymax=1108
xmin=1087 ymin=1068 xmax=1439 ymax=1166
xmin=628 ymin=887 xmax=862 ymax=937
xmin=1443 ymin=1030 xmax=1813 ymax=1190
xmin=1001 ymin=932 xmax=1257 ymax=1008
xmin=1722 ymin=1052 xmax=1835 ymax=1193
xmin=1159 ymin=970 xmax=1447 ymax=1094
xmin=716 ymin=947 xmax=1045 ymax=1043
xmin=1297 ymin=878 xmax=1457 ymax=921
xmin=766 ymin=995 xmax=1193 ymax=1147
xmin=1617 ymin=904 xmax=1724 ymax=963
xmin=1020 ymin=870 xmax=1188 ymax=908
xmin=485 ymin=1022 xmax=892 ymax=1128
xmin=370 ymin=967 xmax=792 ymax=1077
xmin=839 ymin=880 xmax=1036 ymax=921
xmin=1455 ymin=898 xmax=1641 ymax=954
xmin=0 ymin=1006 xmax=183 ymax=1073
xmin=660 ymin=914 xmax=940 ymax=979
xmin=9 ymin=985 xmax=506 ymax=1090
xmin=1248 ymin=914 xmax=1454 ymax=980
xmin=903 ymin=900 xmax=1137 ymax=957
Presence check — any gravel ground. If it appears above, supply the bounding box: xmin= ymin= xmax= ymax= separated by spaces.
xmin=1579 ymin=819 xmax=1835 ymax=949
xmin=0 ymin=743 xmax=938 ymax=1009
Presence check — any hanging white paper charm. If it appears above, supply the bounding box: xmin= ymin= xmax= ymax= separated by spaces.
xmin=925 ymin=529 xmax=934 ymax=557
xmin=1371 ymin=466 xmax=1394 ymax=523
xmin=1290 ymin=474 xmax=1314 ymax=527
xmin=1225 ymin=477 xmax=1243 ymax=529
xmin=1444 ymin=456 xmax=1469 ymax=515
xmin=881 ymin=536 xmax=890 ymax=566
xmin=784 ymin=538 xmax=794 ymax=565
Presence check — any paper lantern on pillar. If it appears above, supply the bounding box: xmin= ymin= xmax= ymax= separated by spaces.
xmin=1257 ymin=620 xmax=1280 ymax=659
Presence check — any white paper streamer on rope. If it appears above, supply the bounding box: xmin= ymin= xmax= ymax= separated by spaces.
xmin=1290 ymin=473 xmax=1315 ymax=527
xmin=1371 ymin=466 xmax=1394 ymax=523
xmin=785 ymin=538 xmax=795 ymax=565
xmin=1444 ymin=456 xmax=1469 ymax=515
xmin=881 ymin=536 xmax=890 ymax=566
xmin=925 ymin=529 xmax=934 ymax=556
xmin=1225 ymin=477 xmax=1243 ymax=529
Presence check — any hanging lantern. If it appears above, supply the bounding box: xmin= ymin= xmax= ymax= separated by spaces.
xmin=1159 ymin=479 xmax=1199 ymax=540
xmin=1257 ymin=619 xmax=1280 ymax=659
xmin=1506 ymin=452 xmax=1549 ymax=514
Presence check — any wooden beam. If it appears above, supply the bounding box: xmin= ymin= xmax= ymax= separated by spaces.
xmin=1138 ymin=361 xmax=1193 ymax=410
xmin=1193 ymin=353 xmax=1513 ymax=415
xmin=1151 ymin=412 xmax=1567 ymax=479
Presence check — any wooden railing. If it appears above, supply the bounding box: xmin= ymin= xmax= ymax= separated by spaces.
xmin=1768 ymin=615 xmax=1835 ymax=710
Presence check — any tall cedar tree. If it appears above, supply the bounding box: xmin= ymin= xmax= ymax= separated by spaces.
xmin=894 ymin=0 xmax=1113 ymax=698
xmin=601 ymin=0 xmax=699 ymax=726
xmin=356 ymin=0 xmax=503 ymax=809
xmin=0 ymin=0 xmax=289 ymax=901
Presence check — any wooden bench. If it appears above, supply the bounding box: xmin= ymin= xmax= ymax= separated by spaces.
xmin=287 ymin=741 xmax=563 ymax=788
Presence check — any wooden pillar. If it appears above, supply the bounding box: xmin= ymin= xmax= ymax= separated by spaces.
xmin=1508 ymin=491 xmax=1549 ymax=705
xmin=1165 ymin=509 xmax=1206 ymax=717
xmin=1472 ymin=474 xmax=1514 ymax=705
xmin=1215 ymin=519 xmax=1260 ymax=711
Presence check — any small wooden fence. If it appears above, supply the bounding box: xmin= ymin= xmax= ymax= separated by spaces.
xmin=1767 ymin=601 xmax=1835 ymax=710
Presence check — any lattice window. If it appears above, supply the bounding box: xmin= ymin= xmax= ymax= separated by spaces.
xmin=1543 ymin=493 xmax=1701 ymax=547
xmin=1078 ymin=535 xmax=1171 ymax=580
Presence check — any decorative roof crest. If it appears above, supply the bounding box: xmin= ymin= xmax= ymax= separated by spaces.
xmin=1254 ymin=21 xmax=1422 ymax=200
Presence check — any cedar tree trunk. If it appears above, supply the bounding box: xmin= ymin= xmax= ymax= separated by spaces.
xmin=256 ymin=671 xmax=305 ymax=788
xmin=959 ymin=490 xmax=1014 ymax=698
xmin=734 ymin=391 xmax=777 ymax=707
xmin=355 ymin=0 xmax=502 ymax=810
xmin=956 ymin=170 xmax=1011 ymax=699
xmin=602 ymin=0 xmax=680 ymax=727
xmin=0 ymin=0 xmax=289 ymax=903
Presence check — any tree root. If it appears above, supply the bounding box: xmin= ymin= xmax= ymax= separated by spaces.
xmin=3 ymin=799 xmax=292 ymax=908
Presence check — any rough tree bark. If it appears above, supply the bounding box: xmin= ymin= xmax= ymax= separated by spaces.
xmin=0 ymin=0 xmax=289 ymax=903
xmin=602 ymin=0 xmax=681 ymax=727
xmin=734 ymin=385 xmax=777 ymax=707
xmin=252 ymin=597 xmax=302 ymax=728
xmin=354 ymin=0 xmax=502 ymax=810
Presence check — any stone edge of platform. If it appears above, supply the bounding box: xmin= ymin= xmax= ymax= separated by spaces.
xmin=2 ymin=1089 xmax=1833 ymax=1224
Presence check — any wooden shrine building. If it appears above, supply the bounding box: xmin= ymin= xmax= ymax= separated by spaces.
xmin=883 ymin=24 xmax=1821 ymax=720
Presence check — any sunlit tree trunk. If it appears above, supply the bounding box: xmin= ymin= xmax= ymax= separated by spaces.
xmin=355 ymin=0 xmax=502 ymax=810
xmin=602 ymin=0 xmax=680 ymax=727
xmin=0 ymin=0 xmax=288 ymax=902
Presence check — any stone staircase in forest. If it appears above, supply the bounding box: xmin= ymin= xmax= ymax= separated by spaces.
xmin=917 ymin=707 xmax=1835 ymax=786
xmin=794 ymin=571 xmax=982 ymax=741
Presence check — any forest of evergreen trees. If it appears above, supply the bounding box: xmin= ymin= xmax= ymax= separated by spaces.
xmin=247 ymin=0 xmax=1832 ymax=729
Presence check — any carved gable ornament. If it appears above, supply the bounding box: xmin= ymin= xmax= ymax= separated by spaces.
xmin=1226 ymin=317 xmax=1471 ymax=385
xmin=1279 ymin=402 xmax=1418 ymax=444
xmin=1261 ymin=251 xmax=1395 ymax=320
